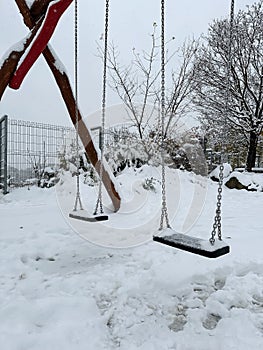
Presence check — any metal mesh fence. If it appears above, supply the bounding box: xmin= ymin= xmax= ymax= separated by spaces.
xmin=0 ymin=116 xmax=8 ymax=193
xmin=7 ymin=118 xmax=77 ymax=186
xmin=3 ymin=116 xmax=129 ymax=189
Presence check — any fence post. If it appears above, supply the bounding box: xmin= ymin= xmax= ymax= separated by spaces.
xmin=91 ymin=126 xmax=102 ymax=150
xmin=0 ymin=115 xmax=8 ymax=194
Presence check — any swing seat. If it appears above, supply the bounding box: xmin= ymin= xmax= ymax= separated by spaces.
xmin=153 ymin=229 xmax=230 ymax=258
xmin=69 ymin=210 xmax=108 ymax=222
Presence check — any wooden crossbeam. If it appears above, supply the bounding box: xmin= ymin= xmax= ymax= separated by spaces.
xmin=30 ymin=0 xmax=54 ymax=21
xmin=10 ymin=0 xmax=73 ymax=89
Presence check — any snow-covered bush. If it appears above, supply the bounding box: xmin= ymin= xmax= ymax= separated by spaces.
xmin=38 ymin=167 xmax=59 ymax=188
xmin=58 ymin=143 xmax=88 ymax=173
xmin=104 ymin=128 xmax=161 ymax=175
xmin=163 ymin=128 xmax=208 ymax=175
xmin=209 ymin=163 xmax=233 ymax=182
xmin=225 ymin=171 xmax=263 ymax=192
xmin=83 ymin=166 xmax=99 ymax=187
xmin=142 ymin=177 xmax=159 ymax=192
xmin=58 ymin=143 xmax=100 ymax=187
xmin=103 ymin=126 xmax=208 ymax=175
xmin=57 ymin=126 xmax=209 ymax=187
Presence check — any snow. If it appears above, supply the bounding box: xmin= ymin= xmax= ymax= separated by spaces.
xmin=48 ymin=45 xmax=66 ymax=74
xmin=1 ymin=167 xmax=263 ymax=349
xmin=44 ymin=166 xmax=55 ymax=175
xmin=228 ymin=171 xmax=263 ymax=191
xmin=209 ymin=163 xmax=232 ymax=179
xmin=0 ymin=37 xmax=29 ymax=69
xmin=25 ymin=0 xmax=35 ymax=8
xmin=156 ymin=228 xmax=229 ymax=252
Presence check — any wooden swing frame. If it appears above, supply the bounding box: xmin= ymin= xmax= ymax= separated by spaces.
xmin=0 ymin=0 xmax=121 ymax=212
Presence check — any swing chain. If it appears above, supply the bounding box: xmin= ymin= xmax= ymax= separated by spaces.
xmin=73 ymin=0 xmax=83 ymax=212
xmin=94 ymin=0 xmax=110 ymax=215
xmin=210 ymin=0 xmax=235 ymax=244
xmin=159 ymin=0 xmax=170 ymax=231
xmin=210 ymin=164 xmax=224 ymax=245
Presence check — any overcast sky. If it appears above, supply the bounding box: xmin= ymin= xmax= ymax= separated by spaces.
xmin=0 ymin=0 xmax=256 ymax=126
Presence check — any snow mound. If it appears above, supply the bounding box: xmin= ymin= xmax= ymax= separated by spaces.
xmin=225 ymin=171 xmax=263 ymax=192
xmin=209 ymin=163 xmax=232 ymax=180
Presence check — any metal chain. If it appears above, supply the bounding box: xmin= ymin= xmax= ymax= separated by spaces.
xmin=73 ymin=0 xmax=83 ymax=211
xmin=159 ymin=0 xmax=170 ymax=230
xmin=94 ymin=0 xmax=110 ymax=215
xmin=210 ymin=164 xmax=224 ymax=244
xmin=210 ymin=0 xmax=235 ymax=244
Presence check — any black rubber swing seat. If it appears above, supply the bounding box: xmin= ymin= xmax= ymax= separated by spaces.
xmin=69 ymin=210 xmax=108 ymax=222
xmin=153 ymin=229 xmax=230 ymax=259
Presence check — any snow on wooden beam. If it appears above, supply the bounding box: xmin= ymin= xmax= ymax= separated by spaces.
xmin=9 ymin=0 xmax=73 ymax=90
xmin=0 ymin=18 xmax=43 ymax=100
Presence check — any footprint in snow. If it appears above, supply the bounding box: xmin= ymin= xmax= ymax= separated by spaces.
xmin=202 ymin=313 xmax=222 ymax=330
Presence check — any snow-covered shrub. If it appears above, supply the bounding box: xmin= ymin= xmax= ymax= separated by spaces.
xmin=142 ymin=177 xmax=159 ymax=192
xmin=225 ymin=171 xmax=263 ymax=192
xmin=58 ymin=143 xmax=100 ymax=187
xmin=58 ymin=143 xmax=88 ymax=173
xmin=209 ymin=163 xmax=233 ymax=182
xmin=83 ymin=166 xmax=99 ymax=187
xmin=38 ymin=167 xmax=59 ymax=188
xmin=163 ymin=128 xmax=208 ymax=175
xmin=165 ymin=138 xmax=192 ymax=171
xmin=104 ymin=129 xmax=152 ymax=175
xmin=103 ymin=126 xmax=208 ymax=175
xmin=57 ymin=125 xmax=208 ymax=186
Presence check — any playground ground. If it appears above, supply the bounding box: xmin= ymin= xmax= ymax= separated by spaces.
xmin=1 ymin=167 xmax=263 ymax=350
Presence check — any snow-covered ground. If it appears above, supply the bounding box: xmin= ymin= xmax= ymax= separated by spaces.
xmin=1 ymin=167 xmax=263 ymax=350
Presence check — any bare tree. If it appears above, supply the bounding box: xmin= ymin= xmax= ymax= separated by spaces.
xmin=98 ymin=23 xmax=163 ymax=140
xmin=194 ymin=1 xmax=263 ymax=171
xmin=98 ymin=24 xmax=198 ymax=151
xmin=27 ymin=141 xmax=46 ymax=186
xmin=164 ymin=39 xmax=199 ymax=138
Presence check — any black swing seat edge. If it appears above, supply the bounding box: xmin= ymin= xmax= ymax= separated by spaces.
xmin=153 ymin=231 xmax=230 ymax=259
xmin=69 ymin=211 xmax=109 ymax=222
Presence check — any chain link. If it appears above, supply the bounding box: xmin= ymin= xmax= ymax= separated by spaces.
xmin=73 ymin=0 xmax=83 ymax=211
xmin=159 ymin=0 xmax=170 ymax=230
xmin=210 ymin=0 xmax=235 ymax=244
xmin=210 ymin=164 xmax=224 ymax=244
xmin=94 ymin=0 xmax=110 ymax=215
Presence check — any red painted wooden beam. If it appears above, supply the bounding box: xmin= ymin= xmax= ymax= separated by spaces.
xmin=9 ymin=0 xmax=73 ymax=89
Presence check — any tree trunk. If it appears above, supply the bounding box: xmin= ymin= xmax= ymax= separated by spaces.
xmin=246 ymin=130 xmax=258 ymax=172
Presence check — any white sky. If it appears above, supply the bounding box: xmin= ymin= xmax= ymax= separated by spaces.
xmin=0 ymin=0 xmax=256 ymax=126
